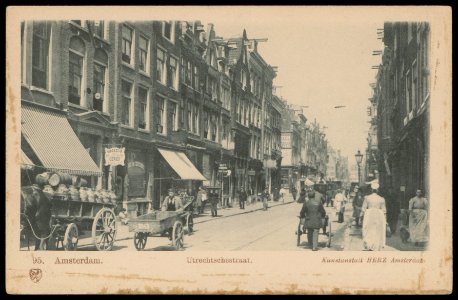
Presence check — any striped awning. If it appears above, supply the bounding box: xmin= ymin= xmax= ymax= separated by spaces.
xmin=21 ymin=150 xmax=34 ymax=170
xmin=158 ymin=148 xmax=207 ymax=181
xmin=21 ymin=105 xmax=102 ymax=176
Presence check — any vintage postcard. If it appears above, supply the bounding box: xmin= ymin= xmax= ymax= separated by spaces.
xmin=6 ymin=6 xmax=452 ymax=294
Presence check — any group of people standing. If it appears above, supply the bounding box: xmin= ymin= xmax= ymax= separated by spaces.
xmin=349 ymin=181 xmax=429 ymax=251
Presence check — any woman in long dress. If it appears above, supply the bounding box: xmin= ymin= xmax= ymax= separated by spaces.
xmin=360 ymin=182 xmax=386 ymax=251
xmin=408 ymin=189 xmax=429 ymax=246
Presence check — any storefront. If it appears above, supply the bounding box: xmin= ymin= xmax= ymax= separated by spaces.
xmin=21 ymin=103 xmax=102 ymax=185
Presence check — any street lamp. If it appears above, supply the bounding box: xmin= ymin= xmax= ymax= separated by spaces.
xmin=355 ymin=150 xmax=363 ymax=184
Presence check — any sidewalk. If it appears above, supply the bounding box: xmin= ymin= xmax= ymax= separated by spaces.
xmin=113 ymin=194 xmax=296 ymax=242
xmin=343 ymin=203 xmax=427 ymax=251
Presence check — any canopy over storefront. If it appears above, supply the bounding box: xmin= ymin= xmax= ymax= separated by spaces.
xmin=21 ymin=150 xmax=34 ymax=170
xmin=157 ymin=148 xmax=207 ymax=181
xmin=21 ymin=104 xmax=102 ymax=176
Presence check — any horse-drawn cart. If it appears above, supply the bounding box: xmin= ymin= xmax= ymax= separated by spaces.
xmin=128 ymin=198 xmax=194 ymax=251
xmin=48 ymin=195 xmax=117 ymax=251
xmin=20 ymin=171 xmax=119 ymax=251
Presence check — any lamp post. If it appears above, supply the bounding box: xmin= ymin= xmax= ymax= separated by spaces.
xmin=355 ymin=150 xmax=363 ymax=185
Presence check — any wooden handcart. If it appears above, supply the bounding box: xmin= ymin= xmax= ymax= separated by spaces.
xmin=296 ymin=215 xmax=332 ymax=248
xmin=128 ymin=198 xmax=194 ymax=251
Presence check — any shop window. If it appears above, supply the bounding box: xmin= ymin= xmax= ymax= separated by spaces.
xmin=121 ymin=80 xmax=132 ymax=126
xmin=138 ymin=87 xmax=149 ymax=130
xmin=138 ymin=35 xmax=148 ymax=73
xmin=32 ymin=21 xmax=51 ymax=90
xmin=122 ymin=25 xmax=133 ymax=64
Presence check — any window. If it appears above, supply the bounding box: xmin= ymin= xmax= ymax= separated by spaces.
xmin=93 ymin=49 xmax=108 ymax=112
xmin=406 ymin=70 xmax=412 ymax=113
xmin=421 ymin=28 xmax=430 ymax=102
xmin=156 ymin=48 xmax=166 ymax=84
xmin=32 ymin=21 xmax=50 ymax=89
xmin=68 ymin=37 xmax=85 ymax=106
xmin=193 ymin=103 xmax=199 ymax=134
xmin=121 ymin=81 xmax=132 ymax=126
xmin=412 ymin=61 xmax=418 ymax=110
xmin=187 ymin=102 xmax=192 ymax=132
xmin=138 ymin=36 xmax=148 ymax=72
xmin=163 ymin=21 xmax=174 ymax=42
xmin=168 ymin=101 xmax=177 ymax=132
xmin=211 ymin=115 xmax=217 ymax=142
xmin=168 ymin=56 xmax=178 ymax=89
xmin=156 ymin=96 xmax=165 ymax=134
xmin=138 ymin=87 xmax=148 ymax=130
xmin=193 ymin=65 xmax=199 ymax=90
xmin=93 ymin=21 xmax=105 ymax=38
xmin=203 ymin=110 xmax=209 ymax=139
xmin=93 ymin=64 xmax=105 ymax=111
xmin=186 ymin=61 xmax=192 ymax=85
xmin=122 ymin=25 xmax=133 ymax=64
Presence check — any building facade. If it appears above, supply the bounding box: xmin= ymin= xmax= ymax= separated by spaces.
xmin=374 ymin=22 xmax=430 ymax=207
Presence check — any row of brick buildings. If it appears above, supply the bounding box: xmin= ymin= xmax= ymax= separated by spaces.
xmin=368 ymin=22 xmax=430 ymax=206
xmin=20 ymin=20 xmax=330 ymax=215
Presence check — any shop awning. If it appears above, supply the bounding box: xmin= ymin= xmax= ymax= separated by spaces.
xmin=21 ymin=105 xmax=102 ymax=176
xmin=21 ymin=150 xmax=34 ymax=170
xmin=158 ymin=148 xmax=207 ymax=181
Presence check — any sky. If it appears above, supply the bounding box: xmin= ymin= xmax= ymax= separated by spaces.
xmin=200 ymin=8 xmax=384 ymax=165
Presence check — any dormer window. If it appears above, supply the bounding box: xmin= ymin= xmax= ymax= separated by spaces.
xmin=162 ymin=21 xmax=175 ymax=43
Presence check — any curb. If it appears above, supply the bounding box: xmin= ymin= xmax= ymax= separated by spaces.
xmin=194 ymin=200 xmax=295 ymax=225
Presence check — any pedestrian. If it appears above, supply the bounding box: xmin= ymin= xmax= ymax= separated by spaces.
xmin=279 ymin=187 xmax=286 ymax=203
xmin=210 ymin=190 xmax=219 ymax=217
xmin=360 ymin=180 xmax=387 ymax=251
xmin=334 ymin=189 xmax=347 ymax=223
xmin=238 ymin=187 xmax=247 ymax=209
xmin=161 ymin=189 xmax=183 ymax=212
xmin=291 ymin=186 xmax=298 ymax=201
xmin=297 ymin=188 xmax=307 ymax=204
xmin=261 ymin=188 xmax=270 ymax=210
xmin=118 ymin=208 xmax=128 ymax=225
xmin=299 ymin=182 xmax=327 ymax=251
xmin=408 ymin=189 xmax=428 ymax=246
xmin=352 ymin=185 xmax=364 ymax=227
xmin=196 ymin=186 xmax=207 ymax=214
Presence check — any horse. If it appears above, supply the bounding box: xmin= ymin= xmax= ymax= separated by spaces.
xmin=20 ymin=185 xmax=53 ymax=250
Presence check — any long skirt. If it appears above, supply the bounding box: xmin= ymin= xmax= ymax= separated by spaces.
xmin=362 ymin=208 xmax=386 ymax=251
xmin=409 ymin=209 xmax=428 ymax=243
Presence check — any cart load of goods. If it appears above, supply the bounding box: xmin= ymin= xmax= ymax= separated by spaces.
xmin=35 ymin=172 xmax=118 ymax=205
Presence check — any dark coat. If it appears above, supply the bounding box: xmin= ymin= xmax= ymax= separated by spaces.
xmin=239 ymin=190 xmax=248 ymax=202
xmin=300 ymin=197 xmax=326 ymax=229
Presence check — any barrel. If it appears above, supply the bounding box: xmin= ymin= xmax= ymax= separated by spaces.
xmin=48 ymin=172 xmax=73 ymax=187
xmin=35 ymin=172 xmax=51 ymax=186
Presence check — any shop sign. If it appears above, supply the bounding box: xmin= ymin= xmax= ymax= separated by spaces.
xmin=247 ymin=170 xmax=256 ymax=176
xmin=105 ymin=147 xmax=125 ymax=166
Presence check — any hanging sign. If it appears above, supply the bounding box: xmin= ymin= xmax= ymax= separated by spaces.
xmin=104 ymin=147 xmax=125 ymax=166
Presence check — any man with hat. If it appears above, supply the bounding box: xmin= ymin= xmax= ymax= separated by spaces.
xmin=299 ymin=179 xmax=327 ymax=251
xmin=161 ymin=188 xmax=183 ymax=212
xmin=352 ymin=185 xmax=364 ymax=227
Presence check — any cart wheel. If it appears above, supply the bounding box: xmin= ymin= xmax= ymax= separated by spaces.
xmin=63 ymin=223 xmax=79 ymax=251
xmin=134 ymin=232 xmax=148 ymax=251
xmin=172 ymin=221 xmax=184 ymax=250
xmin=296 ymin=222 xmax=302 ymax=247
xmin=186 ymin=214 xmax=194 ymax=234
xmin=92 ymin=208 xmax=117 ymax=251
